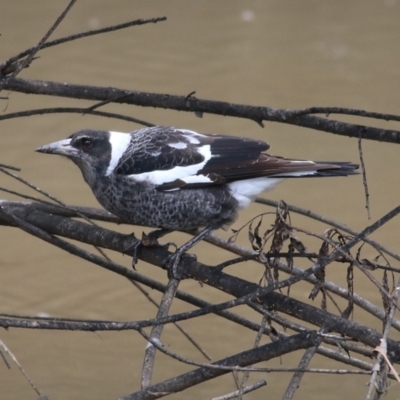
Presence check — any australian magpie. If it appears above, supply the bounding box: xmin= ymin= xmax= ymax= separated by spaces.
xmin=36 ymin=126 xmax=358 ymax=273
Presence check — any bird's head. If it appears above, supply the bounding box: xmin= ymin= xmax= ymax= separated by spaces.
xmin=36 ymin=130 xmax=120 ymax=186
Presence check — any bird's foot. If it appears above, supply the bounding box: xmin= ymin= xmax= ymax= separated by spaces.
xmin=129 ymin=238 xmax=142 ymax=269
xmin=127 ymin=229 xmax=173 ymax=268
xmin=162 ymin=226 xmax=213 ymax=279
xmin=163 ymin=250 xmax=197 ymax=280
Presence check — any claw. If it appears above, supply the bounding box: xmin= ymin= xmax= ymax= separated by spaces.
xmin=128 ymin=226 xmax=212 ymax=275
xmin=125 ymin=228 xmax=172 ymax=268
xmin=163 ymin=252 xmax=197 ymax=280
xmin=124 ymin=237 xmax=142 ymax=269
xmin=162 ymin=226 xmax=213 ymax=279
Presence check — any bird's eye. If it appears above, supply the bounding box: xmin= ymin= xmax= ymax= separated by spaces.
xmin=81 ymin=138 xmax=93 ymax=148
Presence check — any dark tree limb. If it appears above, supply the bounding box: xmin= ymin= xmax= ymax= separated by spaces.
xmin=0 ymin=202 xmax=399 ymax=363
xmin=120 ymin=332 xmax=318 ymax=400
xmin=1 ymin=200 xmax=399 ymax=330
xmin=1 ymin=77 xmax=400 ymax=144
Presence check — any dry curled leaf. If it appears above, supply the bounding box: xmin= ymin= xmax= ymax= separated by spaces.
xmin=248 ymin=218 xmax=263 ymax=251
xmin=360 ymin=258 xmax=378 ymax=271
xmin=341 ymin=264 xmax=354 ymax=319
xmin=289 ymin=236 xmax=306 ymax=253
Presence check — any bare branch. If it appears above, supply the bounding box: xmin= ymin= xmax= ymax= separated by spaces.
xmin=2 ymin=77 xmax=400 ymax=144
xmin=120 ymin=332 xmax=318 ymax=400
xmin=0 ymin=17 xmax=167 ymax=76
xmin=0 ymin=107 xmax=154 ymax=127
xmin=141 ymin=277 xmax=181 ymax=389
xmin=9 ymin=0 xmax=78 ymax=77
xmin=0 ymin=202 xmax=399 ymax=363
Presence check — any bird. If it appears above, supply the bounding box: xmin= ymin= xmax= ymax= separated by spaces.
xmin=36 ymin=126 xmax=358 ymax=274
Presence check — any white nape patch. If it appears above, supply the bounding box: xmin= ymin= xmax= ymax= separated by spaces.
xmin=168 ymin=142 xmax=187 ymax=149
xmin=228 ymin=177 xmax=282 ymax=208
xmin=106 ymin=131 xmax=132 ymax=176
xmin=129 ymin=145 xmax=212 ymax=185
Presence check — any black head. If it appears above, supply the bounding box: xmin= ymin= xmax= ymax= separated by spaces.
xmin=36 ymin=129 xmax=120 ymax=186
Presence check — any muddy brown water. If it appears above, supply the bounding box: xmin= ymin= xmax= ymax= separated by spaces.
xmin=1 ymin=1 xmax=400 ymax=399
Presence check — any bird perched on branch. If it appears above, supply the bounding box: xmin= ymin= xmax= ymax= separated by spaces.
xmin=36 ymin=126 xmax=358 ymax=274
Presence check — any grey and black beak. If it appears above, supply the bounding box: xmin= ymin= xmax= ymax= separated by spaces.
xmin=36 ymin=138 xmax=78 ymax=157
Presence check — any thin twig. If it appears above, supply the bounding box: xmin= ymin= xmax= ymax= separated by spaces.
xmin=0 ymin=163 xmax=20 ymax=171
xmin=358 ymin=135 xmax=371 ymax=219
xmin=0 ymin=107 xmax=154 ymax=127
xmin=130 ymin=280 xmax=211 ymax=361
xmin=1 ymin=17 xmax=167 ymax=74
xmin=283 ymin=327 xmax=326 ymax=400
xmin=215 ymin=253 xmax=319 ymax=271
xmin=277 ymin=216 xmax=394 ymax=303
xmin=0 ymin=337 xmax=41 ymax=396
xmin=289 ymin=106 xmax=400 ymax=123
xmin=255 ymin=198 xmax=400 ymax=263
xmin=0 ymin=167 xmax=110 ymax=260
xmin=251 ymin=303 xmax=377 ymax=371
xmin=206 ymin=225 xmax=400 ymax=330
xmin=366 ymin=278 xmax=400 ymax=399
xmin=11 ymin=0 xmax=77 ymax=77
xmin=211 ymin=380 xmax=267 ymax=400
xmin=136 ymin=328 xmax=316 ymax=373
xmin=141 ymin=277 xmax=181 ymax=389
xmin=238 ymin=313 xmax=268 ymax=398
xmin=215 ymin=255 xmax=256 ymax=270
xmin=121 ymin=331 xmax=317 ymax=400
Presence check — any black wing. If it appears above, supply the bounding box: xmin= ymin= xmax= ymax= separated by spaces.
xmin=114 ymin=126 xmax=357 ymax=191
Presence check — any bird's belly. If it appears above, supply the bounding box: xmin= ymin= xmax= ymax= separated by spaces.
xmin=93 ymin=179 xmax=238 ymax=231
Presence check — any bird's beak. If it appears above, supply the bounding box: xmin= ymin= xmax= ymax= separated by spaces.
xmin=36 ymin=138 xmax=78 ymax=157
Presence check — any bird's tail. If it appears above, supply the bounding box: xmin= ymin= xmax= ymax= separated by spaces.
xmin=311 ymin=161 xmax=359 ymax=177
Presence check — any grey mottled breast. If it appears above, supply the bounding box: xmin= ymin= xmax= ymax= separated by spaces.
xmin=91 ymin=175 xmax=239 ymax=231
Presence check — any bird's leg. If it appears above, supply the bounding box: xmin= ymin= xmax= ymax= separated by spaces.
xmin=141 ymin=228 xmax=173 ymax=247
xmin=129 ymin=228 xmax=172 ymax=267
xmin=165 ymin=225 xmax=214 ymax=279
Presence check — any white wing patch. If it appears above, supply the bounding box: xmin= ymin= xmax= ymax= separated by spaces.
xmin=129 ymin=144 xmax=212 ymax=185
xmin=175 ymin=128 xmax=207 ymax=144
xmin=168 ymin=142 xmax=187 ymax=149
xmin=186 ymin=136 xmax=200 ymax=144
xmin=106 ymin=131 xmax=132 ymax=176
xmin=180 ymin=175 xmax=212 ymax=184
